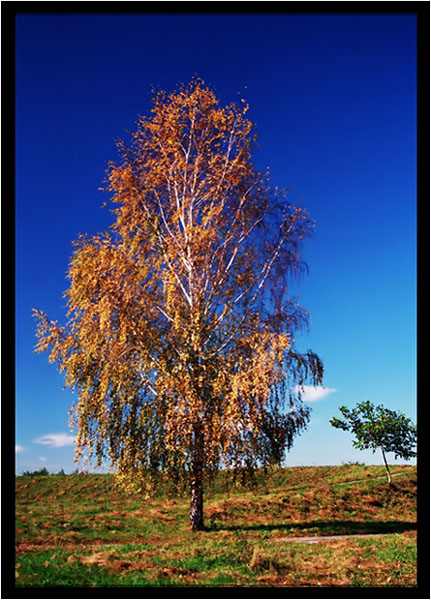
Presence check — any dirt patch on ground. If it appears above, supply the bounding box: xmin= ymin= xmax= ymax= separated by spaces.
xmin=273 ymin=532 xmax=400 ymax=544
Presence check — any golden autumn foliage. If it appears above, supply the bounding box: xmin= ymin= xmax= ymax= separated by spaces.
xmin=34 ymin=79 xmax=323 ymax=529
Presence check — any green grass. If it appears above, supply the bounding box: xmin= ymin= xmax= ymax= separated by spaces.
xmin=15 ymin=465 xmax=417 ymax=587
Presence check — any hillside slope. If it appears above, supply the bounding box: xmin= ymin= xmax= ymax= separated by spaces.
xmin=15 ymin=464 xmax=417 ymax=587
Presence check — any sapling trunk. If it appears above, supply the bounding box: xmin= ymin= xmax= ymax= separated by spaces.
xmin=381 ymin=447 xmax=392 ymax=485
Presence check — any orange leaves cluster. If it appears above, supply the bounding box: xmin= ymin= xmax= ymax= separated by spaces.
xmin=34 ymin=78 xmax=323 ymax=493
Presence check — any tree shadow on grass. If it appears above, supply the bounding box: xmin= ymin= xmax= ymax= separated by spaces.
xmin=213 ymin=520 xmax=417 ymax=535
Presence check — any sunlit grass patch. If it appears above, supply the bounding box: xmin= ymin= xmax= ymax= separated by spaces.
xmin=15 ymin=532 xmax=417 ymax=587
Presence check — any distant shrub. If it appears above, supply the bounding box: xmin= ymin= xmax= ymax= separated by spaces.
xmin=56 ymin=468 xmax=66 ymax=476
xmin=342 ymin=461 xmax=365 ymax=467
xmin=72 ymin=468 xmax=89 ymax=475
xmin=22 ymin=467 xmax=49 ymax=476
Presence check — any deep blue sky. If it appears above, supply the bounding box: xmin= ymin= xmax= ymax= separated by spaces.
xmin=16 ymin=13 xmax=417 ymax=473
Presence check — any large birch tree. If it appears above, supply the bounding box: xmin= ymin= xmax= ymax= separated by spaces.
xmin=34 ymin=79 xmax=323 ymax=530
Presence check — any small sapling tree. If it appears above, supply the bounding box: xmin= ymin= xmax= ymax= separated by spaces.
xmin=330 ymin=401 xmax=417 ymax=484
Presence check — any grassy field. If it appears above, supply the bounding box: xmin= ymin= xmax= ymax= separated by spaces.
xmin=15 ymin=464 xmax=417 ymax=587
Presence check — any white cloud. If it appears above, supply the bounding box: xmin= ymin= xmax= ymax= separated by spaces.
xmin=292 ymin=385 xmax=337 ymax=403
xmin=34 ymin=433 xmax=76 ymax=448
xmin=38 ymin=456 xmax=47 ymax=462
xmin=15 ymin=444 xmax=25 ymax=454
